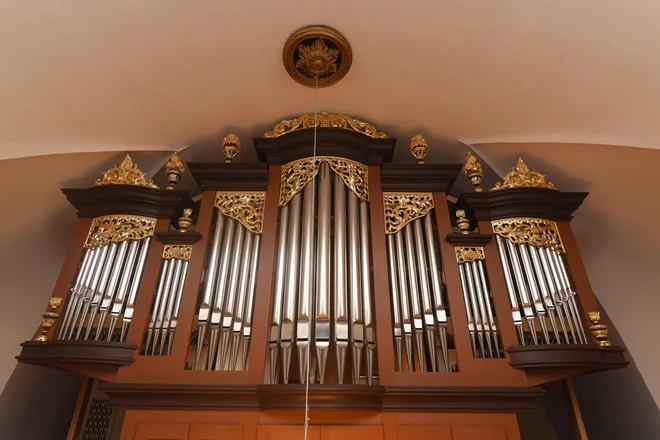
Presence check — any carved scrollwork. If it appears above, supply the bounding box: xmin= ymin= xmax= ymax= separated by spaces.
xmin=162 ymin=245 xmax=193 ymax=261
xmin=383 ymin=192 xmax=434 ymax=235
xmin=491 ymin=217 xmax=565 ymax=253
xmin=215 ymin=191 xmax=266 ymax=234
xmin=85 ymin=215 xmax=156 ymax=248
xmin=279 ymin=156 xmax=368 ymax=206
xmin=491 ymin=158 xmax=557 ymax=191
xmin=93 ymin=154 xmax=159 ymax=189
xmin=264 ymin=112 xmax=387 ymax=139
xmin=455 ymin=247 xmax=485 ymax=264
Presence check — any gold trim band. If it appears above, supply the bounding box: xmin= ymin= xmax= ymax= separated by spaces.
xmin=85 ymin=215 xmax=156 ymax=248
xmin=383 ymin=192 xmax=434 ymax=235
xmin=162 ymin=245 xmax=193 ymax=261
xmin=491 ymin=217 xmax=565 ymax=253
xmin=264 ymin=112 xmax=387 ymax=139
xmin=455 ymin=247 xmax=485 ymax=264
xmin=215 ymin=191 xmax=266 ymax=235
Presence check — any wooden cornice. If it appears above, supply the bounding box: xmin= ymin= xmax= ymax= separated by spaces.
xmin=186 ymin=163 xmax=269 ymax=191
xmin=381 ymin=164 xmax=462 ymax=193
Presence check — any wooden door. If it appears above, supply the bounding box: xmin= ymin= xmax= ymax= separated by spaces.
xmin=451 ymin=426 xmax=507 ymax=440
xmin=320 ymin=426 xmax=383 ymax=440
xmin=257 ymin=425 xmax=321 ymax=440
xmin=189 ymin=424 xmax=243 ymax=440
xmin=132 ymin=423 xmax=190 ymax=440
xmin=397 ymin=426 xmax=452 ymax=440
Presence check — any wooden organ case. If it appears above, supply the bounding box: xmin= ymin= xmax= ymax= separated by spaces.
xmin=17 ymin=113 xmax=628 ymax=440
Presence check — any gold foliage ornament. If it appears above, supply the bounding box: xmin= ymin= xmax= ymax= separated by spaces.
xmin=264 ymin=112 xmax=387 ymax=139
xmin=34 ymin=297 xmax=63 ymax=342
xmin=455 ymin=247 xmax=485 ymax=264
xmin=279 ymin=156 xmax=369 ymax=207
xmin=94 ymin=154 xmax=159 ymax=189
xmin=165 ymin=152 xmax=185 ymax=190
xmin=162 ymin=245 xmax=193 ymax=261
xmin=85 ymin=215 xmax=156 ymax=248
xmin=491 ymin=158 xmax=557 ymax=191
xmin=215 ymin=191 xmax=266 ymax=235
xmin=221 ymin=134 xmax=241 ymax=163
xmin=463 ymin=152 xmax=483 ymax=192
xmin=383 ymin=192 xmax=434 ymax=235
xmin=296 ymin=39 xmax=340 ymax=77
xmin=491 ymin=217 xmax=565 ymax=253
xmin=410 ymin=135 xmax=428 ymax=164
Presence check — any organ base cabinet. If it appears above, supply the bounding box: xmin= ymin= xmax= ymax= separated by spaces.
xmin=120 ymin=411 xmax=519 ymax=440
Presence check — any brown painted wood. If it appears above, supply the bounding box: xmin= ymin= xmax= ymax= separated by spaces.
xmin=187 ymin=163 xmax=269 ymax=191
xmin=445 ymin=233 xmax=493 ymax=247
xmin=253 ymin=128 xmax=396 ymax=165
xmin=248 ymin=165 xmax=282 ymax=383
xmin=17 ymin=340 xmax=137 ymax=366
xmin=258 ymin=426 xmax=321 ymax=440
xmin=368 ymin=165 xmax=396 ymax=384
xmin=398 ymin=425 xmax=452 ymax=440
xmin=380 ymin=165 xmax=462 ymax=192
xmin=189 ymin=424 xmax=243 ymax=440
xmin=507 ymin=344 xmax=628 ymax=370
xmin=321 ymin=426 xmax=383 ymax=440
xmin=457 ymin=188 xmax=588 ymax=221
xmin=451 ymin=426 xmax=507 ymax=440
xmin=565 ymin=378 xmax=589 ymax=440
xmin=62 ymin=186 xmax=194 ymax=219
xmin=132 ymin=422 xmax=190 ymax=440
xmin=154 ymin=231 xmax=202 ymax=245
xmin=65 ymin=376 xmax=92 ymax=440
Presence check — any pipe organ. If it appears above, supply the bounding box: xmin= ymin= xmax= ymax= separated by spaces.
xmin=17 ymin=113 xmax=628 ymax=440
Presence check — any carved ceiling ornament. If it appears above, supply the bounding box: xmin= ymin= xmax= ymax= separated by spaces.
xmin=214 ymin=191 xmax=266 ymax=235
xmin=455 ymin=247 xmax=486 ymax=264
xmin=162 ymin=245 xmax=193 ymax=261
xmin=383 ymin=192 xmax=434 ymax=235
xmin=491 ymin=158 xmax=557 ymax=191
xmin=263 ymin=112 xmax=387 ymax=139
xmin=279 ymin=156 xmax=369 ymax=207
xmin=93 ymin=154 xmax=159 ymax=189
xmin=85 ymin=214 xmax=156 ymax=248
xmin=491 ymin=217 xmax=565 ymax=253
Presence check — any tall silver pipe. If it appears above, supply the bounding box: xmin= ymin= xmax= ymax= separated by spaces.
xmin=359 ymin=201 xmax=376 ymax=385
xmin=518 ymin=244 xmax=550 ymax=344
xmin=107 ymin=240 xmax=141 ymax=341
xmin=95 ymin=240 xmax=129 ymax=341
xmin=159 ymin=259 xmax=183 ymax=355
xmin=207 ymin=217 xmax=235 ymax=370
xmin=541 ymin=246 xmax=576 ymax=343
xmin=423 ymin=214 xmax=449 ymax=372
xmin=470 ymin=262 xmax=495 ymax=357
xmin=504 ymin=239 xmax=538 ymax=344
xmin=220 ymin=224 xmax=245 ymax=368
xmin=268 ymin=206 xmax=289 ymax=382
xmin=151 ymin=258 xmax=176 ymax=355
xmin=120 ymin=237 xmax=152 ymax=342
xmin=403 ymin=225 xmax=426 ymax=371
xmin=537 ymin=245 xmax=570 ymax=343
xmin=167 ymin=260 xmax=189 ymax=356
xmin=144 ymin=259 xmax=170 ymax=354
xmin=394 ymin=232 xmax=413 ymax=372
xmin=281 ymin=194 xmax=302 ymax=384
xmin=83 ymin=243 xmax=119 ymax=340
xmin=386 ymin=234 xmax=403 ymax=372
xmin=549 ymin=249 xmax=587 ymax=344
xmin=231 ymin=232 xmax=253 ymax=371
xmin=334 ymin=175 xmax=349 ymax=383
xmin=59 ymin=248 xmax=93 ymax=339
xmin=196 ymin=212 xmax=224 ymax=368
xmin=528 ymin=245 xmax=563 ymax=343
xmin=315 ymin=164 xmax=331 ymax=384
xmin=458 ymin=263 xmax=477 ymax=357
xmin=65 ymin=246 xmax=104 ymax=339
xmin=242 ymin=234 xmax=261 ymax=371
xmin=75 ymin=244 xmax=113 ymax=339
xmin=464 ymin=260 xmax=486 ymax=357
xmin=347 ymin=191 xmax=364 ymax=383
xmin=297 ymin=179 xmax=316 ymax=384
xmin=476 ymin=260 xmax=501 ymax=357
xmin=412 ymin=219 xmax=437 ymax=372
xmin=495 ymin=236 xmax=525 ymax=344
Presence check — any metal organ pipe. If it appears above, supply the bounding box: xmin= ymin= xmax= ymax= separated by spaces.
xmin=242 ymin=234 xmax=261 ymax=370
xmin=297 ymin=178 xmax=316 ymax=384
xmin=315 ymin=164 xmax=331 ymax=384
xmin=334 ymin=174 xmax=349 ymax=383
xmin=394 ymin=232 xmax=413 ymax=372
xmin=359 ymin=201 xmax=376 ymax=385
xmin=268 ymin=205 xmax=289 ymax=382
xmin=386 ymin=234 xmax=403 ymax=372
xmin=347 ymin=190 xmax=364 ymax=383
xmin=412 ymin=219 xmax=438 ymax=372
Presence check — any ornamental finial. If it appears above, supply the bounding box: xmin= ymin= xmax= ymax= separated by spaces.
xmin=491 ymin=158 xmax=557 ymax=191
xmin=463 ymin=152 xmax=483 ymax=192
xmin=455 ymin=210 xmax=471 ymax=234
xmin=93 ymin=154 xmax=159 ymax=189
xmin=588 ymin=311 xmax=611 ymax=347
xmin=410 ymin=135 xmax=429 ymax=164
xmin=178 ymin=208 xmax=193 ymax=232
xmin=222 ymin=134 xmax=241 ymax=163
xmin=165 ymin=152 xmax=185 ymax=190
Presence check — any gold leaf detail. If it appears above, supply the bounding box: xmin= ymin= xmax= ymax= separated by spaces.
xmin=263 ymin=112 xmax=387 ymax=139
xmin=455 ymin=247 xmax=485 ymax=264
xmin=409 ymin=134 xmax=428 ymax=163
xmin=94 ymin=154 xmax=159 ymax=189
xmin=162 ymin=245 xmax=193 ymax=261
xmin=491 ymin=158 xmax=557 ymax=191
xmin=279 ymin=156 xmax=369 ymax=206
xmin=215 ymin=192 xmax=266 ymax=234
xmin=491 ymin=217 xmax=565 ymax=253
xmin=85 ymin=215 xmax=156 ymax=248
xmin=221 ymin=134 xmax=241 ymax=163
xmin=383 ymin=192 xmax=434 ymax=235
xmin=296 ymin=39 xmax=340 ymax=77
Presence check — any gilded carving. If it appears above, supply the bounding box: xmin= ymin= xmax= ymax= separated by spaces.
xmin=264 ymin=112 xmax=387 ymax=139
xmin=165 ymin=152 xmax=185 ymax=190
xmin=491 ymin=217 xmax=565 ymax=253
xmin=34 ymin=297 xmax=62 ymax=342
xmin=383 ymin=192 xmax=434 ymax=235
xmin=93 ymin=154 xmax=159 ymax=189
xmin=221 ymin=134 xmax=241 ymax=163
xmin=296 ymin=39 xmax=340 ymax=77
xmin=279 ymin=156 xmax=369 ymax=206
xmin=491 ymin=158 xmax=557 ymax=191
xmin=463 ymin=152 xmax=483 ymax=192
xmin=588 ymin=311 xmax=611 ymax=347
xmin=409 ymin=134 xmax=428 ymax=164
xmin=85 ymin=215 xmax=156 ymax=248
xmin=215 ymin=191 xmax=266 ymax=234
xmin=455 ymin=247 xmax=485 ymax=264
xmin=162 ymin=245 xmax=193 ymax=261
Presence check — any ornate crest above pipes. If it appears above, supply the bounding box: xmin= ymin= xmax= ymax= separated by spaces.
xmin=382 ymin=192 xmax=434 ymax=235
xmin=491 ymin=158 xmax=557 ymax=191
xmin=264 ymin=112 xmax=388 ymax=139
xmin=491 ymin=217 xmax=565 ymax=253
xmin=94 ymin=154 xmax=158 ymax=189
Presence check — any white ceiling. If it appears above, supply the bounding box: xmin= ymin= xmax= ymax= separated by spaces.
xmin=2 ymin=1 xmax=660 ymax=160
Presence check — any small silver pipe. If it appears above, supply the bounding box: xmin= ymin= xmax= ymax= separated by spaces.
xmin=542 ymin=246 xmax=577 ymax=343
xmin=550 ymin=249 xmax=588 ymax=344
xmin=504 ymin=238 xmax=538 ymax=344
xmin=74 ymin=245 xmax=111 ymax=338
xmin=107 ymin=240 xmax=141 ymax=341
xmin=120 ymin=237 xmax=152 ymax=342
xmin=537 ymin=245 xmax=571 ymax=343
xmin=220 ymin=223 xmax=245 ymax=368
xmin=268 ymin=205 xmax=289 ymax=382
xmin=518 ymin=244 xmax=551 ymax=344
xmin=412 ymin=219 xmax=437 ymax=372
xmin=476 ymin=260 xmax=501 ymax=357
xmin=315 ymin=164 xmax=331 ymax=384
xmin=334 ymin=175 xmax=349 ymax=383
xmin=65 ymin=246 xmax=104 ymax=339
xmin=404 ymin=225 xmax=426 ymax=371
xmin=347 ymin=191 xmax=364 ymax=383
xmin=151 ymin=257 xmax=177 ymax=355
xmin=158 ymin=258 xmax=183 ymax=355
xmin=495 ymin=236 xmax=525 ymax=344
xmin=242 ymin=234 xmax=261 ymax=371
xmin=83 ymin=242 xmax=119 ymax=340
xmin=95 ymin=240 xmax=130 ymax=341
xmin=359 ymin=201 xmax=375 ymax=384
xmin=464 ymin=260 xmax=486 ymax=357
xmin=59 ymin=248 xmax=93 ymax=339
xmin=231 ymin=232 xmax=253 ymax=371
xmin=386 ymin=234 xmax=403 ymax=372
xmin=394 ymin=232 xmax=414 ymax=372
xmin=144 ymin=259 xmax=170 ymax=355
xmin=470 ymin=261 xmax=494 ymax=357
xmin=297 ymin=178 xmax=316 ymax=384
xmin=458 ymin=263 xmax=478 ymax=357
xmin=528 ymin=245 xmax=562 ymax=343
xmin=167 ymin=260 xmax=189 ymax=356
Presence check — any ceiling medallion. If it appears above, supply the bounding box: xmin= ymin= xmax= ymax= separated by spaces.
xmin=283 ymin=25 xmax=352 ymax=88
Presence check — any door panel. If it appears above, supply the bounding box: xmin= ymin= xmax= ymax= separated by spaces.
xmin=451 ymin=426 xmax=507 ymax=440
xmin=133 ymin=423 xmax=190 ymax=440
xmin=257 ymin=425 xmax=321 ymax=440
xmin=398 ymin=426 xmax=452 ymax=440
xmin=189 ymin=424 xmax=243 ymax=440
xmin=321 ymin=426 xmax=383 ymax=440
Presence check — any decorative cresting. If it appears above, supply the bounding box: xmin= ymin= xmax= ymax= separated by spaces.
xmin=455 ymin=247 xmax=485 ymax=264
xmin=409 ymin=135 xmax=429 ymax=164
xmin=162 ymin=245 xmax=193 ymax=261
xmin=463 ymin=152 xmax=484 ymax=192
xmin=491 ymin=158 xmax=557 ymax=191
xmin=93 ymin=154 xmax=159 ymax=189
xmin=35 ymin=297 xmax=63 ymax=342
xmin=221 ymin=134 xmax=241 ymax=163
xmin=264 ymin=112 xmax=388 ymax=139
xmin=84 ymin=215 xmax=157 ymax=248
xmin=165 ymin=152 xmax=185 ymax=190
xmin=279 ymin=156 xmax=369 ymax=206
xmin=383 ymin=192 xmax=434 ymax=235
xmin=214 ymin=192 xmax=266 ymax=235
xmin=491 ymin=218 xmax=565 ymax=254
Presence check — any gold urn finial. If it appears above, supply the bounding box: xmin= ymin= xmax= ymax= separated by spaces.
xmin=455 ymin=210 xmax=471 ymax=234
xmin=588 ymin=311 xmax=611 ymax=347
xmin=491 ymin=157 xmax=557 ymax=191
xmin=222 ymin=134 xmax=241 ymax=163
xmin=93 ymin=154 xmax=159 ymax=189
xmin=463 ymin=152 xmax=483 ymax=192
xmin=165 ymin=152 xmax=185 ymax=190
xmin=178 ymin=208 xmax=193 ymax=232
xmin=34 ymin=297 xmax=63 ymax=342
xmin=410 ymin=134 xmax=429 ymax=164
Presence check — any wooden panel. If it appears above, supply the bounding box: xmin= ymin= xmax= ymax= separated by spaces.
xmin=397 ymin=426 xmax=451 ymax=440
xmin=257 ymin=425 xmax=320 ymax=440
xmin=451 ymin=426 xmax=507 ymax=440
xmin=321 ymin=425 xmax=383 ymax=440
xmin=133 ymin=422 xmax=190 ymax=440
xmin=188 ymin=424 xmax=243 ymax=440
